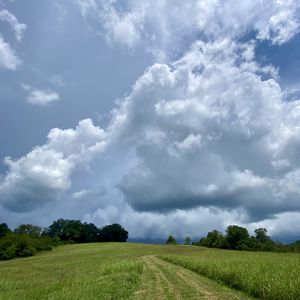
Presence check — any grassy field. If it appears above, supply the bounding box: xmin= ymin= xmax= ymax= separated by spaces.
xmin=160 ymin=249 xmax=300 ymax=300
xmin=0 ymin=243 xmax=299 ymax=299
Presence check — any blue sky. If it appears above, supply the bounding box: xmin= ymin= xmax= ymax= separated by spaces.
xmin=1 ymin=0 xmax=300 ymax=241
xmin=0 ymin=0 xmax=151 ymax=162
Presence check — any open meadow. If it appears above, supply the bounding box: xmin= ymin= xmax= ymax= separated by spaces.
xmin=160 ymin=248 xmax=300 ymax=300
xmin=0 ymin=243 xmax=299 ymax=299
xmin=2 ymin=2 xmax=300 ymax=300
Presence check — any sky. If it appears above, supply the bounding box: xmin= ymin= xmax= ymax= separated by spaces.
xmin=1 ymin=0 xmax=300 ymax=242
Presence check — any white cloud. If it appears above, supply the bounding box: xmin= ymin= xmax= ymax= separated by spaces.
xmin=255 ymin=1 xmax=300 ymax=45
xmin=75 ymin=0 xmax=97 ymax=17
xmin=4 ymin=37 xmax=300 ymax=228
xmin=250 ymin=211 xmax=300 ymax=241
xmin=46 ymin=119 xmax=107 ymax=157
xmin=108 ymin=39 xmax=300 ymax=222
xmin=72 ymin=188 xmax=106 ymax=199
xmin=22 ymin=84 xmax=60 ymax=106
xmin=2 ymin=1 xmax=300 ymax=240
xmin=0 ymin=34 xmax=21 ymax=70
xmin=99 ymin=2 xmax=145 ymax=48
xmin=0 ymin=119 xmax=108 ymax=212
xmin=0 ymin=9 xmax=26 ymax=70
xmin=75 ymin=0 xmax=300 ymax=58
xmin=3 ymin=37 xmax=300 ymax=239
xmin=0 ymin=9 xmax=27 ymax=42
xmin=0 ymin=149 xmax=73 ymax=212
xmin=83 ymin=203 xmax=244 ymax=240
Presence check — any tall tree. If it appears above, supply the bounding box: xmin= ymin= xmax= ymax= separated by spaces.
xmin=166 ymin=235 xmax=177 ymax=245
xmin=184 ymin=236 xmax=191 ymax=245
xmin=14 ymin=224 xmax=42 ymax=238
xmin=80 ymin=223 xmax=99 ymax=243
xmin=226 ymin=225 xmax=250 ymax=250
xmin=0 ymin=223 xmax=11 ymax=238
xmin=204 ymin=230 xmax=227 ymax=248
xmin=98 ymin=224 xmax=128 ymax=242
xmin=46 ymin=219 xmax=83 ymax=242
xmin=254 ymin=228 xmax=270 ymax=243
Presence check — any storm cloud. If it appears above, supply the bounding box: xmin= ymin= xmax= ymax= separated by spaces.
xmin=1 ymin=1 xmax=300 ymax=240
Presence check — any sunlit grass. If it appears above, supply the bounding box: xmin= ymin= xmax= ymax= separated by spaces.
xmin=160 ymin=248 xmax=300 ymax=300
xmin=0 ymin=243 xmax=199 ymax=300
xmin=1 ymin=243 xmax=300 ymax=299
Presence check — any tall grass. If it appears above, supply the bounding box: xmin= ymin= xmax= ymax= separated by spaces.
xmin=0 ymin=243 xmax=146 ymax=300
xmin=2 ymin=243 xmax=299 ymax=299
xmin=0 ymin=242 xmax=197 ymax=300
xmin=160 ymin=249 xmax=300 ymax=300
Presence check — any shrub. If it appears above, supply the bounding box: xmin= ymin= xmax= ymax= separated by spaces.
xmin=0 ymin=233 xmax=54 ymax=260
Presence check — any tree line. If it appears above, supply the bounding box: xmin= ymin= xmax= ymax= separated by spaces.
xmin=166 ymin=225 xmax=300 ymax=252
xmin=0 ymin=220 xmax=128 ymax=260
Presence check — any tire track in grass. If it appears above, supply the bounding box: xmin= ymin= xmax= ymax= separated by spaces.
xmin=135 ymin=256 xmax=254 ymax=300
xmin=135 ymin=255 xmax=179 ymax=299
xmin=154 ymin=256 xmax=210 ymax=299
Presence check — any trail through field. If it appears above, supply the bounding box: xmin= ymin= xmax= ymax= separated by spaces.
xmin=134 ymin=256 xmax=253 ymax=300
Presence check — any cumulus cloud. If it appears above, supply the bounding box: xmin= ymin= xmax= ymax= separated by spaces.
xmin=75 ymin=0 xmax=144 ymax=48
xmin=0 ymin=119 xmax=108 ymax=212
xmin=103 ymin=39 xmax=300 ymax=222
xmin=0 ymin=150 xmax=73 ymax=212
xmin=75 ymin=0 xmax=300 ymax=58
xmin=2 ymin=1 xmax=300 ymax=240
xmin=0 ymin=9 xmax=26 ymax=70
xmin=2 ymin=38 xmax=300 ymax=241
xmin=250 ymin=212 xmax=300 ymax=242
xmin=0 ymin=34 xmax=21 ymax=70
xmin=3 ymin=37 xmax=300 ymax=232
xmin=0 ymin=9 xmax=27 ymax=42
xmin=83 ymin=203 xmax=243 ymax=240
xmin=22 ymin=84 xmax=60 ymax=106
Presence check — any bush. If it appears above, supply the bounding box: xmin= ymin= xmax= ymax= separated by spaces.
xmin=18 ymin=245 xmax=37 ymax=257
xmin=0 ymin=244 xmax=17 ymax=260
xmin=0 ymin=233 xmax=54 ymax=260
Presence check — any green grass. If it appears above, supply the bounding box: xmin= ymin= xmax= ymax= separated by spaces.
xmin=0 ymin=243 xmax=299 ymax=299
xmin=0 ymin=243 xmax=198 ymax=300
xmin=160 ymin=248 xmax=300 ymax=300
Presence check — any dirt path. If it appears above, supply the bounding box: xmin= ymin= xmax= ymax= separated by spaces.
xmin=134 ymin=256 xmax=254 ymax=300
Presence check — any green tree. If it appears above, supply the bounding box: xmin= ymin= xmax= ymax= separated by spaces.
xmin=45 ymin=219 xmax=67 ymax=239
xmin=166 ymin=235 xmax=177 ymax=244
xmin=254 ymin=228 xmax=270 ymax=243
xmin=44 ymin=219 xmax=129 ymax=244
xmin=80 ymin=223 xmax=99 ymax=243
xmin=45 ymin=219 xmax=84 ymax=242
xmin=184 ymin=236 xmax=191 ymax=245
xmin=226 ymin=225 xmax=250 ymax=250
xmin=205 ymin=230 xmax=227 ymax=248
xmin=0 ymin=223 xmax=11 ymax=238
xmin=62 ymin=220 xmax=83 ymax=242
xmin=289 ymin=240 xmax=300 ymax=252
xmin=98 ymin=224 xmax=128 ymax=242
xmin=14 ymin=224 xmax=42 ymax=238
xmin=198 ymin=237 xmax=206 ymax=246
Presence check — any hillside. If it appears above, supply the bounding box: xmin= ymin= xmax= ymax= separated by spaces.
xmin=1 ymin=243 xmax=299 ymax=299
